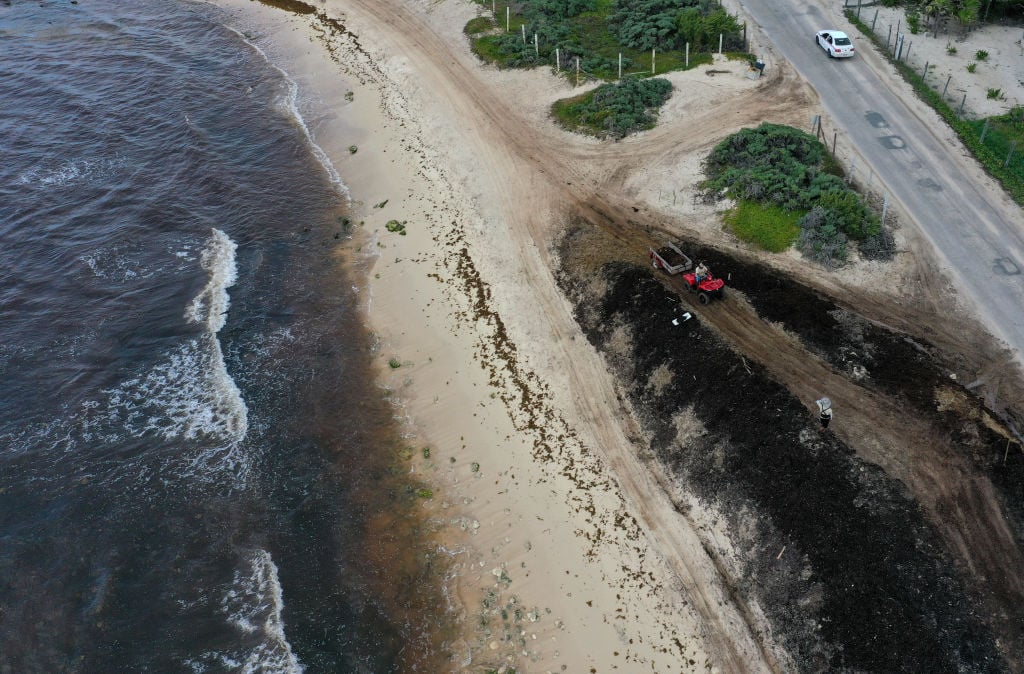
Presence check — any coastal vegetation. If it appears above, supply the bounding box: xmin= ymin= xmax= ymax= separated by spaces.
xmin=551 ymin=77 xmax=672 ymax=138
xmin=702 ymin=123 xmax=890 ymax=266
xmin=468 ymin=0 xmax=743 ymax=78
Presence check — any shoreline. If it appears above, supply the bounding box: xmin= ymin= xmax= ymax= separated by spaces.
xmin=213 ymin=0 xmax=759 ymax=670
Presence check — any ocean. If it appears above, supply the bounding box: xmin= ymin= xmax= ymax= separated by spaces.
xmin=0 ymin=1 xmax=447 ymax=671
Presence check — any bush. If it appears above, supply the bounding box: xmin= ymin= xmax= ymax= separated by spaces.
xmin=610 ymin=0 xmax=693 ymax=51
xmin=465 ymin=16 xmax=495 ymax=35
xmin=859 ymin=226 xmax=897 ymax=261
xmin=975 ymin=49 xmax=989 ymax=61
xmin=967 ymin=62 xmax=977 ymax=73
xmin=907 ymin=8 xmax=921 ymax=34
xmin=553 ymin=77 xmax=673 ymax=138
xmin=703 ymin=123 xmax=880 ymax=261
xmin=798 ymin=206 xmax=849 ymax=268
xmin=987 ymin=87 xmax=1003 ymax=100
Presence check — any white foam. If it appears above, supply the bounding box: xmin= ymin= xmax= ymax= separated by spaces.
xmin=219 ymin=549 xmax=305 ymax=674
xmin=224 ymin=24 xmax=349 ymax=198
xmin=185 ymin=228 xmax=238 ymax=333
xmin=16 ymin=156 xmax=127 ymax=187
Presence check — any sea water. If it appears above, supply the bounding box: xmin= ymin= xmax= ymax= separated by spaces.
xmin=0 ymin=1 xmax=441 ymax=670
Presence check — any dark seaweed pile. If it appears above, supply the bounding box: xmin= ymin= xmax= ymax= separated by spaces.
xmin=558 ymin=258 xmax=1006 ymax=673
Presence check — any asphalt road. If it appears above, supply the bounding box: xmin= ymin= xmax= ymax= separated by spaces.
xmin=738 ymin=0 xmax=1024 ymax=363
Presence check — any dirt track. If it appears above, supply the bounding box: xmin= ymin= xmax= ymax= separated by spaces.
xmin=321 ymin=0 xmax=1024 ymax=669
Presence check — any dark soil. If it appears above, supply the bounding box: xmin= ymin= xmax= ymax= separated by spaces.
xmin=556 ymin=228 xmax=1021 ymax=673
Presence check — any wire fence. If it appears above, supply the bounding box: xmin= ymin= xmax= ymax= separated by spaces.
xmin=475 ymin=1 xmax=746 ymax=86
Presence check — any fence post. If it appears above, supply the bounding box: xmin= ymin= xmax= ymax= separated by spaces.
xmin=521 ymin=24 xmax=526 ymax=44
xmin=882 ymin=192 xmax=889 ymax=227
xmin=942 ymin=74 xmax=951 ymax=99
xmin=652 ymin=48 xmax=656 ymax=74
xmin=872 ymin=9 xmax=879 ymax=32
xmin=506 ymin=6 xmax=509 ymax=32
xmin=922 ymin=61 xmax=928 ymax=80
xmin=959 ymin=93 xmax=966 ymax=116
xmin=743 ymin=23 xmax=747 ymax=51
xmin=857 ymin=0 xmax=862 ymax=20
xmin=905 ymin=41 xmax=912 ymax=62
xmin=534 ymin=33 xmax=539 ymax=57
xmin=686 ymin=42 xmax=689 ymax=68
xmin=833 ymin=131 xmax=838 ymax=155
xmin=980 ymin=118 xmax=990 ymax=143
xmin=1005 ymin=141 xmax=1017 ymax=168
xmin=576 ymin=57 xmax=580 ymax=87
xmin=618 ymin=52 xmax=622 ymax=80
xmin=556 ymin=48 xmax=560 ymax=71
xmin=887 ymin=25 xmax=892 ymax=50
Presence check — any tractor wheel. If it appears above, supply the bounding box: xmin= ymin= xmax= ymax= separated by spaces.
xmin=698 ymin=292 xmax=711 ymax=305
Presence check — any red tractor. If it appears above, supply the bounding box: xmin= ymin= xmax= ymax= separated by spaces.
xmin=650 ymin=244 xmax=726 ymax=305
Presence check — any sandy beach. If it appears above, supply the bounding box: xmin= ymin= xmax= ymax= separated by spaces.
xmin=215 ymin=1 xmax=778 ymax=670
xmin=213 ymin=0 xmax=1024 ymax=671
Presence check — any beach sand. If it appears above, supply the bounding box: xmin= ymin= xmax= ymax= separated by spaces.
xmin=211 ymin=0 xmax=1024 ymax=671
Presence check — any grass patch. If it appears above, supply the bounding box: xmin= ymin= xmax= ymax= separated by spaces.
xmin=723 ymin=201 xmax=801 ymax=252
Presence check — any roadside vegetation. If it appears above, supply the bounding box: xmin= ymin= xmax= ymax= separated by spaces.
xmin=467 ymin=0 xmax=748 ymax=138
xmin=702 ymin=123 xmax=892 ymax=267
xmin=845 ymin=4 xmax=1024 ymax=207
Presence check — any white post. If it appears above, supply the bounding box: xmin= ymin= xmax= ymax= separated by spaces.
xmin=719 ymin=33 xmax=723 ymax=55
xmin=492 ymin=0 xmax=495 ymax=13
xmin=576 ymin=57 xmax=580 ymax=87
xmin=618 ymin=52 xmax=622 ymax=80
xmin=685 ymin=43 xmax=689 ymax=67
xmin=556 ymin=48 xmax=560 ymax=71
xmin=521 ymin=24 xmax=526 ymax=44
xmin=652 ymin=48 xmax=655 ymax=74
xmin=506 ymin=6 xmax=509 ymax=32
xmin=534 ymin=33 xmax=538 ymax=57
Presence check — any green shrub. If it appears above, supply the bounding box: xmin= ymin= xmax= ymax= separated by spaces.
xmin=465 ymin=16 xmax=495 ymax=35
xmin=967 ymin=62 xmax=977 ymax=73
xmin=987 ymin=87 xmax=1003 ymax=100
xmin=907 ymin=8 xmax=921 ymax=34
xmin=798 ymin=207 xmax=848 ymax=268
xmin=552 ymin=77 xmax=673 ymax=138
xmin=703 ymin=123 xmax=879 ymax=256
xmin=388 ymin=357 xmax=402 ymax=369
xmin=947 ymin=45 xmax=957 ymax=55
xmin=722 ymin=200 xmax=801 ymax=252
xmin=975 ymin=49 xmax=989 ymax=61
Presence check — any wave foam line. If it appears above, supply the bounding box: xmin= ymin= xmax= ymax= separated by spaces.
xmin=225 ymin=24 xmax=349 ymax=198
xmin=222 ymin=549 xmax=304 ymax=674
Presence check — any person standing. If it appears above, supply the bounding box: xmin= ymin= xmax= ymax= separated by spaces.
xmin=816 ymin=398 xmax=833 ymax=428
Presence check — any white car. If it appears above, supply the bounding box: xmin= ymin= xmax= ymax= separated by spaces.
xmin=815 ymin=30 xmax=855 ymax=58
